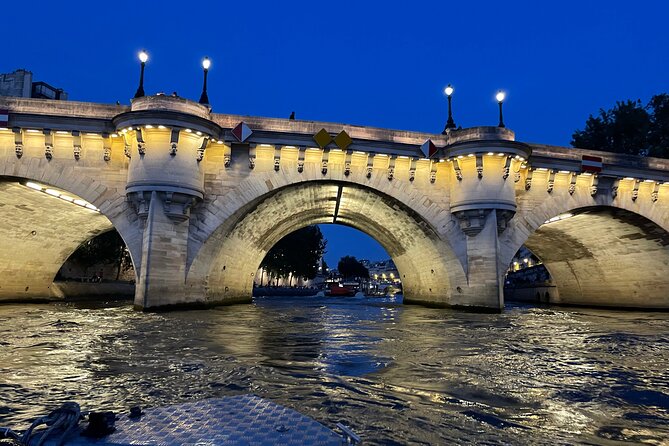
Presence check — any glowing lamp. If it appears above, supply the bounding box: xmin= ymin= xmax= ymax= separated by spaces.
xmin=134 ymin=50 xmax=149 ymax=98
xmin=199 ymin=56 xmax=211 ymax=105
xmin=442 ymin=83 xmax=456 ymax=133
xmin=496 ymin=90 xmax=506 ymax=128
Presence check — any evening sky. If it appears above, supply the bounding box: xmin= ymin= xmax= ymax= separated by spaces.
xmin=5 ymin=0 xmax=668 ymax=265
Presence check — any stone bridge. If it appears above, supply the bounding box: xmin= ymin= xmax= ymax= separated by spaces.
xmin=1 ymin=95 xmax=668 ymax=311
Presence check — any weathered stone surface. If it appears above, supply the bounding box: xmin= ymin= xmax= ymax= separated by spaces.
xmin=1 ymin=95 xmax=668 ymax=311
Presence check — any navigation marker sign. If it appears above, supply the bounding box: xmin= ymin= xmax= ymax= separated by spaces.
xmin=581 ymin=155 xmax=603 ymax=173
xmin=313 ymin=129 xmax=332 ymax=149
xmin=334 ymin=130 xmax=352 ymax=150
xmin=420 ymin=139 xmax=437 ymax=158
xmin=231 ymin=122 xmax=252 ymax=142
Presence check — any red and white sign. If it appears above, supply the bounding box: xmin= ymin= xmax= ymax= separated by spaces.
xmin=0 ymin=109 xmax=8 ymax=127
xmin=231 ymin=122 xmax=252 ymax=142
xmin=581 ymin=155 xmax=603 ymax=173
xmin=420 ymin=139 xmax=438 ymax=158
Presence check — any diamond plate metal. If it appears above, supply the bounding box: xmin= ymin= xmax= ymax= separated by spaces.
xmin=32 ymin=395 xmax=345 ymax=446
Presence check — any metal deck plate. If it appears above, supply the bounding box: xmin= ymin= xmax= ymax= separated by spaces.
xmin=34 ymin=395 xmax=344 ymax=446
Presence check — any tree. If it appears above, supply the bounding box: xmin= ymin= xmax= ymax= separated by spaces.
xmin=337 ymin=256 xmax=369 ymax=280
xmin=571 ymin=94 xmax=669 ymax=158
xmin=260 ymin=226 xmax=327 ymax=285
xmin=648 ymin=94 xmax=669 ymax=157
xmin=69 ymin=230 xmax=132 ymax=280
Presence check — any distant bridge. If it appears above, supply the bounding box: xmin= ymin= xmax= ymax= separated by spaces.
xmin=1 ymin=95 xmax=668 ymax=311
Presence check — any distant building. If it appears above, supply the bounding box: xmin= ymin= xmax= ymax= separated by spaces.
xmin=366 ymin=259 xmax=399 ymax=282
xmin=0 ymin=69 xmax=68 ymax=100
xmin=362 ymin=259 xmax=401 ymax=294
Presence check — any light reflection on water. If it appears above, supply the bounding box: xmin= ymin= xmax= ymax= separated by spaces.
xmin=0 ymin=296 xmax=668 ymax=445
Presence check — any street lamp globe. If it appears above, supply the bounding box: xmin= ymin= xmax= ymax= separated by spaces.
xmin=134 ymin=50 xmax=149 ymax=98
xmin=199 ymin=57 xmax=211 ymax=105
xmin=496 ymin=90 xmax=507 ymax=128
xmin=442 ymin=84 xmax=456 ymax=133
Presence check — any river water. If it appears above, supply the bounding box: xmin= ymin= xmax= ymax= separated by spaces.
xmin=1 ymin=296 xmax=668 ymax=445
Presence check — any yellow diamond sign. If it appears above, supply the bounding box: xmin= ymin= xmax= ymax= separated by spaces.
xmin=334 ymin=130 xmax=352 ymax=150
xmin=313 ymin=129 xmax=332 ymax=148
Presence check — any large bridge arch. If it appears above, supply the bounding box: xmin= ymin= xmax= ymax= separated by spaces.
xmin=188 ymin=162 xmax=464 ymax=267
xmin=504 ymin=182 xmax=669 ymax=308
xmin=0 ymin=169 xmax=140 ymax=302
xmin=5 ymin=95 xmax=669 ymax=311
xmin=186 ymin=179 xmax=470 ymax=307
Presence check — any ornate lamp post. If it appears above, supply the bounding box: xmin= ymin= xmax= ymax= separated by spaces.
xmin=442 ymin=84 xmax=456 ymax=133
xmin=496 ymin=90 xmax=506 ymax=128
xmin=199 ymin=57 xmax=211 ymax=105
xmin=134 ymin=50 xmax=149 ymax=98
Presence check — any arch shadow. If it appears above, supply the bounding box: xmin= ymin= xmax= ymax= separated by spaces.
xmin=0 ymin=176 xmax=139 ymax=302
xmin=505 ymin=205 xmax=669 ymax=309
xmin=186 ymin=180 xmax=467 ymax=307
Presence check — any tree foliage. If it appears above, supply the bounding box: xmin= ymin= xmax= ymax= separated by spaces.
xmin=69 ymin=230 xmax=132 ymax=280
xmin=337 ymin=256 xmax=369 ymax=280
xmin=571 ymin=94 xmax=669 ymax=158
xmin=261 ymin=225 xmax=326 ymax=284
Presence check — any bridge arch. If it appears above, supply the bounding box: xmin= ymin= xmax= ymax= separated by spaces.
xmin=186 ymin=178 xmax=468 ymax=307
xmin=505 ymin=186 xmax=669 ymax=308
xmin=0 ymin=168 xmax=140 ymax=302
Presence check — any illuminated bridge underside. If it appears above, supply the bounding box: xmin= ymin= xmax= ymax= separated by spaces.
xmin=526 ymin=208 xmax=669 ymax=309
xmin=188 ymin=182 xmax=466 ymax=306
xmin=0 ymin=181 xmax=113 ymax=300
xmin=4 ymin=95 xmax=669 ymax=311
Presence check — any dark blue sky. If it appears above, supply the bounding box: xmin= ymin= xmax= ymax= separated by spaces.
xmin=6 ymin=0 xmax=669 ymax=265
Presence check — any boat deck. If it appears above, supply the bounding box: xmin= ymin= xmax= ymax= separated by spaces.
xmin=32 ymin=395 xmax=347 ymax=446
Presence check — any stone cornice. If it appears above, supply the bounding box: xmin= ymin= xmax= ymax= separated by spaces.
xmin=2 ymin=96 xmax=669 ymax=180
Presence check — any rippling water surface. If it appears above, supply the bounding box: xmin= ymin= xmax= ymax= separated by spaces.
xmin=1 ymin=296 xmax=668 ymax=445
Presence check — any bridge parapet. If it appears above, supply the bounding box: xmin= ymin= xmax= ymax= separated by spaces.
xmin=129 ymin=95 xmax=212 ymax=119
xmin=529 ymin=143 xmax=669 ymax=182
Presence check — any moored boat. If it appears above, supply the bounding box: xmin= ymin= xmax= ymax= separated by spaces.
xmin=325 ymin=284 xmax=357 ymax=297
